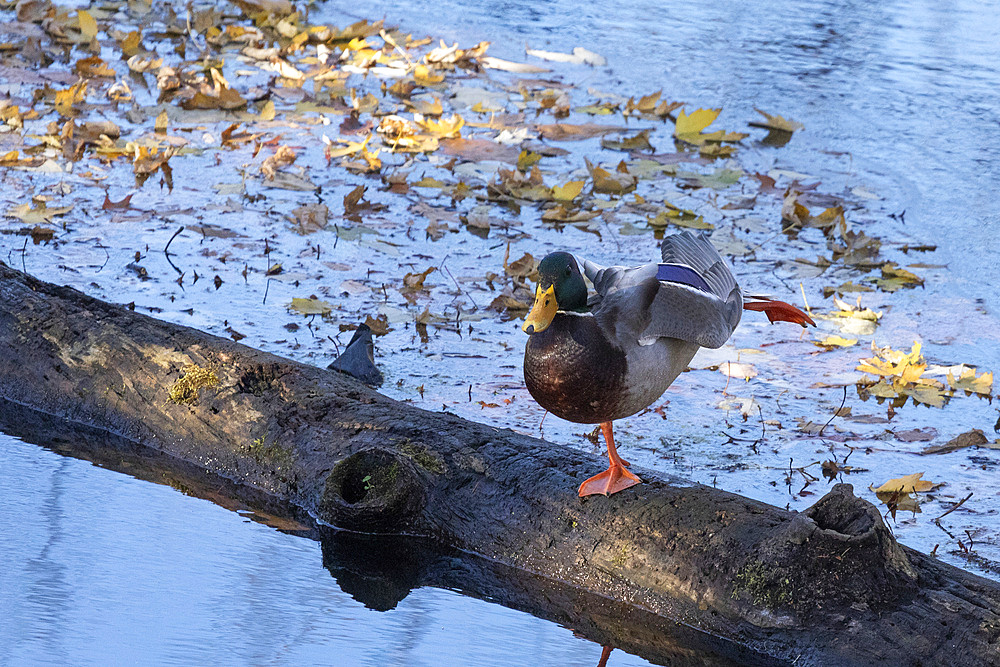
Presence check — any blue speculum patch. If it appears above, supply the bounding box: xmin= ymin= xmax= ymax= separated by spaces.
xmin=656 ymin=264 xmax=712 ymax=293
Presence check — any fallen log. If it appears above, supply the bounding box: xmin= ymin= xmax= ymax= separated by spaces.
xmin=1 ymin=261 xmax=998 ymax=665
xmin=0 ymin=397 xmax=782 ymax=666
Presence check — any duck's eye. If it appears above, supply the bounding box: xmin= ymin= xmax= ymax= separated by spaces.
xmin=565 ymin=267 xmax=572 ymax=276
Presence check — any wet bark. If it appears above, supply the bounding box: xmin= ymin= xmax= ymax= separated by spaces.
xmin=1 ymin=261 xmax=998 ymax=666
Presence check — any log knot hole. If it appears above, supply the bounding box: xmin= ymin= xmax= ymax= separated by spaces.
xmin=236 ymin=363 xmax=280 ymax=396
xmin=735 ymin=484 xmax=918 ymax=618
xmin=319 ymin=448 xmax=426 ymax=533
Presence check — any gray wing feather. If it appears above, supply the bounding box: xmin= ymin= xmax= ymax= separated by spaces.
xmin=576 ymin=232 xmax=743 ymax=349
xmin=660 ymin=231 xmax=737 ymax=300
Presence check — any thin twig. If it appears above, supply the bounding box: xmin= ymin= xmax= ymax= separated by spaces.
xmin=440 ymin=258 xmax=479 ymax=310
xmin=818 ymin=385 xmax=847 ymax=437
xmin=935 ymin=492 xmax=973 ymax=523
xmin=163 ymin=226 xmax=184 ymax=275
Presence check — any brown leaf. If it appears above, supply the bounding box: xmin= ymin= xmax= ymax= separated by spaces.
xmin=364 ymin=314 xmax=389 ymax=336
xmin=102 ymin=194 xmax=133 ymax=210
xmin=920 ymin=429 xmax=988 ymax=455
xmin=261 ymin=145 xmax=296 ymax=180
xmin=439 ymin=138 xmax=519 ymax=164
xmin=535 ymin=123 xmax=631 ymax=141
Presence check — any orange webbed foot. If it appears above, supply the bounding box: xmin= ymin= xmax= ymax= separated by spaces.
xmin=578 ymin=464 xmax=642 ymax=497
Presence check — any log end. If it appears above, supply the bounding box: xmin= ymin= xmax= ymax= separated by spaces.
xmin=732 ymin=484 xmax=917 ymax=622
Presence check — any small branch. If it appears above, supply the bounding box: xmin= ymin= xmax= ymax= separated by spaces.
xmin=163 ymin=226 xmax=184 ymax=275
xmin=818 ymin=386 xmax=848 ymax=437
xmin=935 ymin=492 xmax=973 ymax=523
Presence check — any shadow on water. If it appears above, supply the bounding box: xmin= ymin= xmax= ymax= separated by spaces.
xmin=0 ymin=399 xmax=785 ymax=667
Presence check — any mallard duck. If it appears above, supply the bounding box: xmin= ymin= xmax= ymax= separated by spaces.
xmin=522 ymin=231 xmax=814 ymax=497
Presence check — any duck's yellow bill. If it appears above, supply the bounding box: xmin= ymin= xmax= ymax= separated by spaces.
xmin=522 ymin=284 xmax=557 ymax=334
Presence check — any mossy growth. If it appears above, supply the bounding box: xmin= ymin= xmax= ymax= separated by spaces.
xmin=169 ymin=364 xmax=219 ymax=404
xmin=399 ymin=441 xmax=446 ymax=474
xmin=247 ymin=432 xmax=295 ymax=468
xmin=612 ymin=542 xmax=630 ymax=568
xmin=364 ymin=460 xmax=401 ymax=495
xmin=733 ymin=560 xmax=793 ymax=609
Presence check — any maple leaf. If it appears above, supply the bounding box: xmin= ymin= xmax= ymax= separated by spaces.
xmin=749 ymin=108 xmax=804 ymax=133
xmin=874 ymin=472 xmax=935 ymax=494
xmin=947 ymin=367 xmax=993 ymax=397
xmin=289 ymin=298 xmax=332 ymax=315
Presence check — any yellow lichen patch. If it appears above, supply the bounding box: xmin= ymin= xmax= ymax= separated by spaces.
xmin=169 ymin=364 xmax=219 ymax=404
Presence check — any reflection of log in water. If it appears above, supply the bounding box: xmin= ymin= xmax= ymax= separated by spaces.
xmin=0 ymin=400 xmax=777 ymax=666
xmin=2 ymin=262 xmax=999 ymax=666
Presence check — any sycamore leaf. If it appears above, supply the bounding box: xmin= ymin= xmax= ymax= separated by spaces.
xmin=585 ymin=158 xmax=636 ymax=196
xmin=517 ymin=150 xmax=543 ymax=171
xmin=600 ymin=129 xmax=653 ymax=152
xmin=325 ymin=134 xmax=372 ymax=159
xmin=536 ymin=123 xmax=631 ymax=141
xmin=674 ymin=107 xmax=720 ymax=142
xmin=78 ymin=10 xmax=98 ymax=40
xmin=414 ymin=113 xmax=464 ymax=137
xmin=413 ymin=64 xmax=444 ymax=85
xmin=947 ymin=367 xmax=993 ymax=397
xmin=814 ymin=335 xmax=858 ymax=349
xmin=403 ymin=267 xmax=436 ymax=290
xmin=289 ymin=297 xmax=333 ymax=315
xmin=541 ymin=205 xmax=600 ymax=223
xmin=750 ymin=108 xmax=804 ymax=133
xmin=552 ymin=180 xmax=585 ymax=201
xmin=874 ymin=472 xmax=935 ymax=495
xmin=405 ymin=97 xmax=444 ymax=116
xmin=6 ymin=201 xmax=73 ymax=225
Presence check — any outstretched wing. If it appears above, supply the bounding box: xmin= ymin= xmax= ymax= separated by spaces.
xmin=578 ymin=232 xmax=742 ymax=349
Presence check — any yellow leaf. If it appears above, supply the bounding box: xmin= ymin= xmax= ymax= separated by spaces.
xmin=874 ymin=472 xmax=935 ymax=495
xmin=948 ymin=367 xmax=993 ymax=397
xmin=413 ymin=64 xmax=444 ymax=85
xmin=413 ymin=176 xmax=447 ymax=188
xmin=78 ymin=10 xmax=98 ymax=40
xmin=814 ymin=335 xmax=858 ymax=349
xmin=259 ymin=100 xmax=276 ymax=121
xmin=6 ymin=201 xmax=74 ymax=224
xmin=289 ymin=297 xmax=332 ymax=315
xmin=325 ymin=134 xmax=371 ymax=159
xmin=552 ymin=180 xmax=585 ymax=201
xmin=415 ymin=113 xmax=464 ymax=137
xmin=674 ymin=107 xmax=720 ymax=137
xmin=154 ymin=111 xmax=168 ymax=133
xmin=585 ymin=158 xmax=635 ymax=196
xmin=750 ymin=108 xmax=804 ymax=133
xmin=517 ymin=150 xmax=542 ymax=171
xmin=406 ymin=97 xmax=443 ymax=116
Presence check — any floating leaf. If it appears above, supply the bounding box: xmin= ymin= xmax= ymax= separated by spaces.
xmin=874 ymin=472 xmax=935 ymax=495
xmin=77 ymin=9 xmax=98 ymax=40
xmin=947 ymin=367 xmax=993 ymax=397
xmin=6 ymin=201 xmax=73 ymax=225
xmin=749 ymin=108 xmax=804 ymax=133
xmin=552 ymin=180 xmax=585 ymax=202
xmin=536 ymin=123 xmax=630 ymax=141
xmin=601 ymin=129 xmax=653 ymax=152
xmin=814 ymin=335 xmax=858 ymax=349
xmin=289 ymin=297 xmax=333 ymax=315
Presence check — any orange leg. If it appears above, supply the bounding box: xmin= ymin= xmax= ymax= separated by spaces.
xmin=578 ymin=422 xmax=642 ymax=497
xmin=597 ymin=645 xmax=614 ymax=667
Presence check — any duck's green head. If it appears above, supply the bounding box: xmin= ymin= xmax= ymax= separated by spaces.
xmin=522 ymin=252 xmax=587 ymax=334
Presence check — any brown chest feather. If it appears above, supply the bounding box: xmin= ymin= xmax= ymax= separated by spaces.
xmin=523 ymin=314 xmax=627 ymax=424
